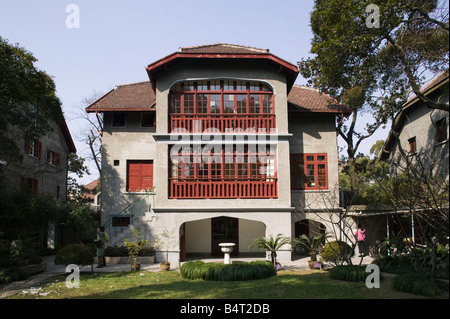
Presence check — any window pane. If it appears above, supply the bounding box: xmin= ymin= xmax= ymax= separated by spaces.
xmin=250 ymin=94 xmax=260 ymax=113
xmin=210 ymin=80 xmax=221 ymax=91
xmin=184 ymin=94 xmax=194 ymax=113
xmin=170 ymin=94 xmax=181 ymax=113
xmin=223 ymin=80 xmax=234 ymax=91
xmin=306 ymin=164 xmax=315 ymax=187
xmin=236 ymin=81 xmax=247 ymax=91
xmin=306 ymin=155 xmax=314 ymax=161
xmin=317 ymin=155 xmax=326 ymax=161
xmin=197 ymin=94 xmax=208 ymax=113
xmin=224 ymin=94 xmax=234 ymax=113
xmin=197 ymin=81 xmax=208 ymax=91
xmin=236 ymin=94 xmax=247 ymax=113
xmin=262 ymin=95 xmax=272 ymax=113
xmin=209 ymin=94 xmax=221 ymax=113
xmin=318 ymin=164 xmax=326 ymax=187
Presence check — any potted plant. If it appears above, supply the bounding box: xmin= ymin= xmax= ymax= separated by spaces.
xmin=249 ymin=233 xmax=291 ymax=271
xmin=153 ymin=230 xmax=175 ymax=271
xmin=124 ymin=229 xmax=149 ymax=271
xmin=292 ymin=233 xmax=329 ymax=269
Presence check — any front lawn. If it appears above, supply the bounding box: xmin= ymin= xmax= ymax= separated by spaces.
xmin=8 ymin=269 xmax=446 ymax=300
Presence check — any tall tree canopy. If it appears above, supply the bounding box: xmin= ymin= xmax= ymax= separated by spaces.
xmin=0 ymin=37 xmax=64 ymax=164
xmin=299 ymin=0 xmax=449 ymax=191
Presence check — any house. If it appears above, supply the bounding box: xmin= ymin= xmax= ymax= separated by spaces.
xmin=373 ymin=70 xmax=449 ymax=243
xmin=86 ymin=44 xmax=351 ymax=263
xmin=380 ymin=70 xmax=449 ymax=170
xmin=83 ymin=178 xmax=101 ymax=212
xmin=1 ymin=117 xmax=77 ymax=247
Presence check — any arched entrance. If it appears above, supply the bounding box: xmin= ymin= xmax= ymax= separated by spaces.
xmin=180 ymin=216 xmax=266 ymax=260
xmin=294 ymin=219 xmax=326 ymax=238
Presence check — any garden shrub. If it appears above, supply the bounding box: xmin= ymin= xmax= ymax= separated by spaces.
xmin=392 ymin=272 xmax=449 ymax=297
xmin=54 ymin=244 xmax=94 ymax=266
xmin=322 ymin=241 xmax=353 ymax=265
xmin=328 ymin=265 xmax=371 ymax=282
xmin=0 ymin=268 xmax=28 ymax=285
xmin=181 ymin=260 xmax=276 ymax=281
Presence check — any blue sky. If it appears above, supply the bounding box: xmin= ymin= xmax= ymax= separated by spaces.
xmin=0 ymin=0 xmax=388 ymax=183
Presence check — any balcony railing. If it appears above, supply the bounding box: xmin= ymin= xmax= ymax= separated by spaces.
xmin=170 ymin=114 xmax=275 ymax=133
xmin=169 ymin=178 xmax=278 ymax=199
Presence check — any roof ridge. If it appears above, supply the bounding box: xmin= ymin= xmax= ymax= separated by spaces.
xmin=292 ymin=84 xmax=319 ymax=92
xmin=179 ymin=43 xmax=269 ymax=53
xmin=116 ymin=81 xmax=151 ymax=88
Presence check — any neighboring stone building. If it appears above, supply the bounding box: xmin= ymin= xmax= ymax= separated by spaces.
xmin=371 ymin=70 xmax=449 ymax=244
xmin=1 ymin=117 xmax=76 ymax=248
xmin=86 ymin=44 xmax=351 ymax=263
xmin=2 ymin=120 xmax=76 ymax=200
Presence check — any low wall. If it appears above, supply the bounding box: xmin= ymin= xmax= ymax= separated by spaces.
xmin=19 ymin=263 xmax=47 ymax=276
xmin=93 ymin=256 xmax=155 ymax=264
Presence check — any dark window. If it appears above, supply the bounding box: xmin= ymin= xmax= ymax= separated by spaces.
xmin=141 ymin=112 xmax=155 ymax=127
xmin=112 ymin=112 xmax=126 ymax=127
xmin=47 ymin=150 xmax=61 ymax=166
xmin=290 ymin=154 xmax=328 ymax=190
xmin=112 ymin=216 xmax=131 ymax=227
xmin=436 ymin=118 xmax=447 ymax=143
xmin=408 ymin=137 xmax=417 ymax=154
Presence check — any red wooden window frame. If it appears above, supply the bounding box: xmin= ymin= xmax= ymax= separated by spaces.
xmin=25 ymin=140 xmax=42 ymax=159
xmin=290 ymin=154 xmax=328 ymax=190
xmin=169 ymin=144 xmax=277 ymax=199
xmin=169 ymin=80 xmax=273 ymax=115
xmin=126 ymin=160 xmax=154 ymax=192
xmin=47 ymin=150 xmax=61 ymax=166
xmin=168 ymin=80 xmax=274 ymax=133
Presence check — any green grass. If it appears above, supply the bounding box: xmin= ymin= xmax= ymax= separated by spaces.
xmin=8 ymin=269 xmax=448 ymax=299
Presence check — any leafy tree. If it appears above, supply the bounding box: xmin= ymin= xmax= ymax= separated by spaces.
xmin=299 ymin=0 xmax=449 ymax=190
xmin=0 ymin=37 xmax=64 ymax=164
xmin=339 ymin=141 xmax=391 ymax=205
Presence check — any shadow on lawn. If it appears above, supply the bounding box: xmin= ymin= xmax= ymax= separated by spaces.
xmin=70 ymin=270 xmax=420 ymax=300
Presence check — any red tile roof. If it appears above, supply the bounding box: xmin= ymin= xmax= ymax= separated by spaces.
xmin=288 ymin=85 xmax=352 ymax=114
xmin=86 ymin=81 xmax=155 ymax=112
xmin=86 ymin=81 xmax=351 ymax=115
xmin=146 ymin=44 xmax=299 ymax=93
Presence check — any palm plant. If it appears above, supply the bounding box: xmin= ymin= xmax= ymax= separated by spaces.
xmin=292 ymin=233 xmax=330 ymax=261
xmin=249 ymin=233 xmax=291 ymax=269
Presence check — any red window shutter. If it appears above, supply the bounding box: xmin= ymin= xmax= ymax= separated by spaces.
xmin=55 ymin=153 xmax=61 ymax=166
xmin=36 ymin=141 xmax=42 ymax=159
xmin=127 ymin=161 xmax=153 ymax=192
xmin=25 ymin=141 xmax=31 ymax=154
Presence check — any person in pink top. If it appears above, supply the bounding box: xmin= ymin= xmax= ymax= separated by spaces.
xmin=355 ymin=224 xmax=366 ymax=257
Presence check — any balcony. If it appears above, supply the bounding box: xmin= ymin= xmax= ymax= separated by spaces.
xmin=169 ymin=178 xmax=278 ymax=199
xmin=170 ymin=114 xmax=275 ymax=133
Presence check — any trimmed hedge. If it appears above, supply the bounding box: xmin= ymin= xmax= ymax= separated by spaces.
xmin=328 ymin=265 xmax=371 ymax=282
xmin=54 ymin=244 xmax=94 ymax=267
xmin=0 ymin=268 xmax=28 ymax=285
xmin=181 ymin=260 xmax=276 ymax=281
xmin=392 ymin=272 xmax=449 ymax=297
